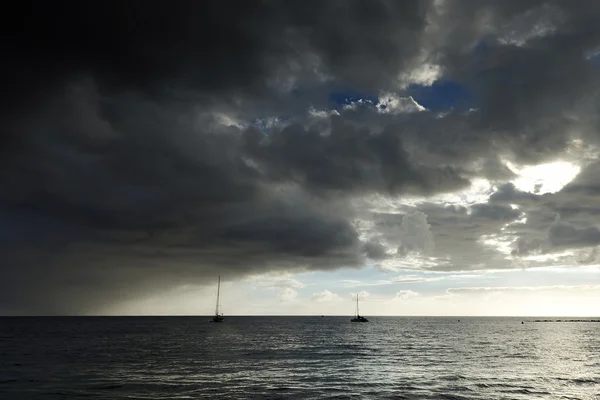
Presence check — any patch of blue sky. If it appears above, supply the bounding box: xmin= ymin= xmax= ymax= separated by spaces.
xmin=489 ymin=266 xmax=600 ymax=288
xmin=327 ymin=78 xmax=476 ymax=114
xmin=292 ymin=266 xmax=454 ymax=298
xmin=250 ymin=115 xmax=292 ymax=133
xmin=250 ymin=77 xmax=478 ymax=136
xmin=328 ymin=90 xmax=378 ymax=110
xmin=407 ymin=80 xmax=476 ymax=112
xmin=281 ymin=263 xmax=600 ymax=306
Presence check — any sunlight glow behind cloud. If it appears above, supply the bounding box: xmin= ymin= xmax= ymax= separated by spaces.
xmin=506 ymin=161 xmax=581 ymax=194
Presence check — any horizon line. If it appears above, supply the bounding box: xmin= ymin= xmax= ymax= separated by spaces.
xmin=2 ymin=314 xmax=599 ymax=318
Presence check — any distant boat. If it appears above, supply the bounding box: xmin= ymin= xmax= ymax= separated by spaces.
xmin=211 ymin=275 xmax=224 ymax=323
xmin=350 ymin=294 xmax=368 ymax=322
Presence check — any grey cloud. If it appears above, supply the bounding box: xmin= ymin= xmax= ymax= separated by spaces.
xmin=511 ymin=237 xmax=543 ymax=257
xmin=550 ymin=162 xmax=600 ymax=223
xmin=548 ymin=219 xmax=600 ymax=249
xmin=470 ymin=204 xmax=521 ymax=221
xmin=364 ymin=203 xmax=521 ymax=272
xmin=362 ymin=241 xmax=389 ymax=260
xmin=577 ymin=247 xmax=599 ymax=264
xmin=364 ymin=211 xmax=435 ymax=259
xmin=489 ymin=183 xmax=541 ymax=205
xmin=245 ymin=117 xmax=470 ymax=196
xmin=401 ymin=202 xmax=525 ymax=271
xmin=505 ymin=161 xmax=600 ymax=256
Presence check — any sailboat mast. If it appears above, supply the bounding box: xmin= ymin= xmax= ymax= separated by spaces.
xmin=356 ymin=294 xmax=359 ymax=316
xmin=215 ymin=275 xmax=221 ymax=316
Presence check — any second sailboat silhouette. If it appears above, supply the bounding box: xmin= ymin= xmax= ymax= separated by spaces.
xmin=351 ymin=294 xmax=368 ymax=322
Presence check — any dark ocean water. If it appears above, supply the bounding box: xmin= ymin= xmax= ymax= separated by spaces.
xmin=1 ymin=316 xmax=599 ymax=399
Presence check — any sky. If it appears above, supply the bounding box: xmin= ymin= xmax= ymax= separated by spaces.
xmin=2 ymin=0 xmax=600 ymax=316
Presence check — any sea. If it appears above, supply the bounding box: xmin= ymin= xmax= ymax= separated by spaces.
xmin=1 ymin=316 xmax=599 ymax=399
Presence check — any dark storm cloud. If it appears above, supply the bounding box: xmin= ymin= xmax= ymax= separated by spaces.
xmin=0 ymin=84 xmax=367 ymax=313
xmin=3 ymin=0 xmax=600 ymax=313
xmin=548 ymin=219 xmax=600 ymax=249
xmin=244 ymin=117 xmax=470 ymax=196
xmin=1 ymin=0 xmax=433 ymax=113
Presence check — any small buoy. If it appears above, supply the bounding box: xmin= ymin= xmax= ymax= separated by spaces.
xmin=521 ymin=321 xmax=524 ymax=324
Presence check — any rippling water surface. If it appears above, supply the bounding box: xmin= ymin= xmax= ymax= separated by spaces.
xmin=1 ymin=316 xmax=599 ymax=399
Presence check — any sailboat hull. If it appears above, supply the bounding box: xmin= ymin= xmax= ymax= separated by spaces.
xmin=212 ymin=316 xmax=224 ymax=322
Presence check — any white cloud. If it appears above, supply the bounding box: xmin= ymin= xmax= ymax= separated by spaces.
xmin=308 ymin=107 xmax=339 ymax=119
xmin=523 ymin=250 xmax=577 ymax=262
xmin=310 ymin=289 xmax=342 ymax=303
xmin=268 ymin=278 xmax=305 ymax=289
xmin=340 ymin=279 xmax=392 ymax=287
xmin=477 ymin=233 xmax=515 ymax=256
xmin=393 ymin=275 xmax=444 ymax=283
xmin=392 ymin=273 xmax=483 ymax=283
xmin=364 ymin=178 xmax=496 ymax=210
xmin=341 ymin=98 xmax=376 ymax=111
xmin=398 ymin=62 xmax=442 ymax=88
xmin=394 ymin=290 xmax=420 ymax=300
xmin=247 ymin=275 xmax=305 ymax=289
xmin=376 ymin=93 xmax=425 ymax=114
xmin=278 ymin=287 xmax=298 ymax=302
xmin=374 ymin=254 xmax=442 ymax=273
xmin=213 ymin=112 xmax=247 ymax=129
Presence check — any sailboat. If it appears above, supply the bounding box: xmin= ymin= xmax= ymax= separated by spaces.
xmin=350 ymin=294 xmax=368 ymax=322
xmin=212 ymin=275 xmax=224 ymax=322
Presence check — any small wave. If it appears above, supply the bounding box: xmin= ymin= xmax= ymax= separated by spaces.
xmin=266 ymin=386 xmax=306 ymax=392
xmin=568 ymin=378 xmax=598 ymax=385
xmin=556 ymin=377 xmax=599 ymax=385
xmin=439 ymin=374 xmax=467 ymax=381
xmin=391 ymin=384 xmax=423 ymax=391
xmin=436 ymin=393 xmax=472 ymax=400
xmin=446 ymin=385 xmax=475 ymax=393
xmin=89 ymin=384 xmax=124 ymax=390
xmin=506 ymin=353 xmax=534 ymax=359
xmin=501 ymin=388 xmax=551 ymax=395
